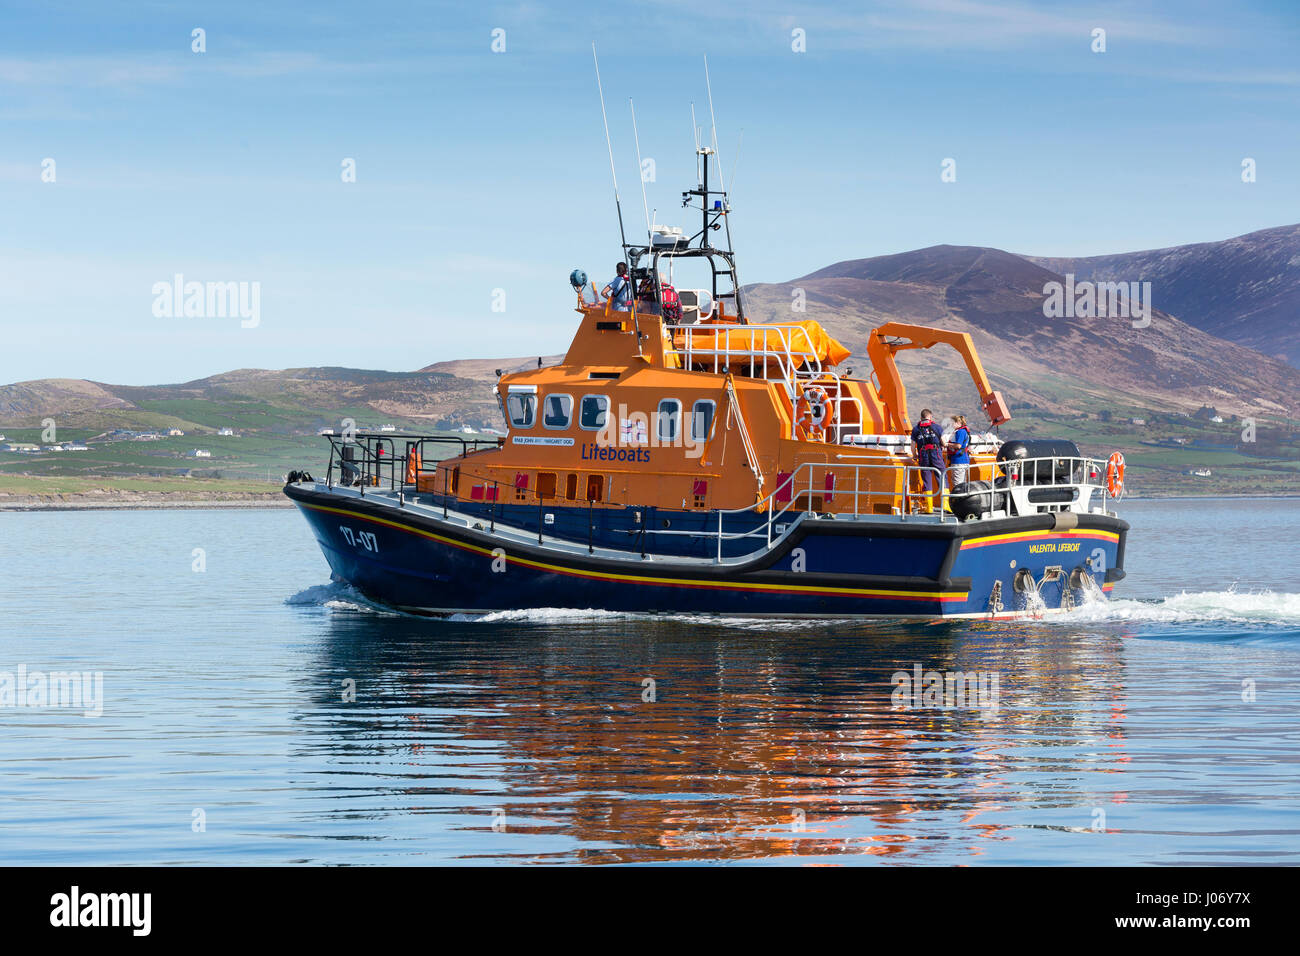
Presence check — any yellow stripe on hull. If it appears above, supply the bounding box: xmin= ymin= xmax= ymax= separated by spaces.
xmin=301 ymin=500 xmax=969 ymax=603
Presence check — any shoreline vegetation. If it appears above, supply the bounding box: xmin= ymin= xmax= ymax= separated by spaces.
xmin=0 ymin=475 xmax=291 ymax=511
xmin=2 ymin=482 xmax=1295 ymax=512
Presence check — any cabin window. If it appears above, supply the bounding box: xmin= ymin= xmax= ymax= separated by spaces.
xmin=585 ymin=474 xmax=604 ymax=502
xmin=580 ymin=394 xmax=609 ymax=431
xmin=506 ymin=392 xmax=536 ymax=428
xmin=656 ymin=399 xmax=681 ymax=442
xmin=542 ymin=394 xmax=572 ymax=429
xmin=565 ymin=473 xmax=578 ymax=500
xmin=690 ymin=400 xmax=716 ymax=443
xmin=536 ymin=472 xmax=557 ymax=499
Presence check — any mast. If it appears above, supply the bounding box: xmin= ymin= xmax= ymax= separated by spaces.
xmin=701 ymin=146 xmax=711 ymax=297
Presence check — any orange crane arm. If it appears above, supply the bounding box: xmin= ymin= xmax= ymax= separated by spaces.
xmin=866 ymin=321 xmax=1012 ymax=433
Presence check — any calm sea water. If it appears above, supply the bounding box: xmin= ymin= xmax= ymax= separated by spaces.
xmin=2 ymin=498 xmax=1298 ymax=865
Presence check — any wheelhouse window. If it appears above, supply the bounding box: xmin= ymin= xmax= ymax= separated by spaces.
xmin=690 ymin=400 xmax=716 ymax=443
xmin=580 ymin=394 xmax=609 ymax=431
xmin=657 ymin=399 xmax=680 ymax=442
xmin=506 ymin=390 xmax=536 ymax=428
xmin=543 ymin=393 xmax=572 ymax=430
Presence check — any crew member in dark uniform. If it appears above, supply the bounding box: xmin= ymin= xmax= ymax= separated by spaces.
xmin=910 ymin=408 xmax=945 ymax=514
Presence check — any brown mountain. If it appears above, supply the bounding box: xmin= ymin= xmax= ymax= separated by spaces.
xmin=6 ymin=235 xmax=1298 ymax=436
xmin=742 ymin=244 xmax=1300 ymax=422
xmin=1026 ymin=224 xmax=1300 ymax=367
xmin=0 ymin=367 xmax=500 ymax=433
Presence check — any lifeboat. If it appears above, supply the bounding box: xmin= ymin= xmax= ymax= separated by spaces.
xmin=284 ymin=138 xmax=1129 ymax=619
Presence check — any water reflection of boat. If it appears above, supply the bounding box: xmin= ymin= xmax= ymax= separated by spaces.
xmin=299 ymin=612 xmax=1131 ymax=863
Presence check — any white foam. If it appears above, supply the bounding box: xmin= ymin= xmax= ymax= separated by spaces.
xmin=452 ymin=607 xmax=847 ymax=630
xmin=287 ymin=582 xmax=1300 ymax=631
xmin=284 ymin=582 xmax=347 ymax=606
xmin=1058 ymin=588 xmax=1300 ymax=626
xmin=449 ymin=607 xmax=637 ymax=624
xmin=284 ymin=581 xmax=405 ymax=616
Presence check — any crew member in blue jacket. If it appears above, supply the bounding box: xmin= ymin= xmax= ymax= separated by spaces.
xmin=946 ymin=414 xmax=971 ymax=488
xmin=910 ymin=408 xmax=945 ymax=514
xmin=601 ymin=262 xmax=632 ymax=312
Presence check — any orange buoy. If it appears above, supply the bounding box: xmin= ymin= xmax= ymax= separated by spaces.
xmin=1105 ymin=452 xmax=1125 ymax=497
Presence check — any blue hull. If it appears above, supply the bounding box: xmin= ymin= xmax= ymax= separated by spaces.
xmin=285 ymin=484 xmax=1127 ymax=618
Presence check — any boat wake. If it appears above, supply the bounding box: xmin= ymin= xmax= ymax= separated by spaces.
xmin=286 ymin=589 xmax=854 ymax=630
xmin=1051 ymin=587 xmax=1300 ymax=643
xmin=286 ymin=580 xmax=1300 ymax=643
xmin=284 ymin=581 xmax=407 ymax=617
xmin=449 ymin=607 xmax=852 ymax=630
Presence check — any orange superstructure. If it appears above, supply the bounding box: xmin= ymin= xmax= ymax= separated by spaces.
xmin=428 ymin=293 xmax=1009 ymax=518
xmin=414 ymin=140 xmax=1014 ymax=522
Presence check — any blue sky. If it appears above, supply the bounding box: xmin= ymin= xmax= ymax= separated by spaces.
xmin=2 ymin=0 xmax=1298 ymax=385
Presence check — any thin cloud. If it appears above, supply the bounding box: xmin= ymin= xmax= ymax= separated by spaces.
xmin=644 ymin=0 xmax=1232 ymax=50
xmin=0 ymin=51 xmax=407 ymax=89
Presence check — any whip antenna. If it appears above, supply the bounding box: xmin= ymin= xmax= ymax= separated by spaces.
xmin=592 ymin=44 xmax=629 ymax=254
xmin=704 ymin=55 xmax=724 ymax=191
xmin=591 ymin=44 xmax=641 ymax=353
xmin=630 ymin=98 xmax=652 ymax=244
xmin=690 ymin=102 xmax=701 ymax=182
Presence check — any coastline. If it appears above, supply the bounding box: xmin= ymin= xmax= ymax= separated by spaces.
xmin=0 ymin=493 xmax=292 ymax=512
xmin=3 ymin=490 xmax=1297 ymax=513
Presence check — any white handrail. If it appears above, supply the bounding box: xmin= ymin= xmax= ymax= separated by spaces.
xmin=706 ymin=454 xmax=1115 ymax=560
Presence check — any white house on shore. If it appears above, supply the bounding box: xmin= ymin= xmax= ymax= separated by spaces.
xmin=193 ymin=449 xmax=212 ymax=458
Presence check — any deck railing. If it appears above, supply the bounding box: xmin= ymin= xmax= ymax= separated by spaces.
xmin=675 ymin=324 xmax=867 ymax=443
xmin=324 ymin=432 xmax=500 ymax=502
xmin=315 ymin=434 xmax=1116 ymax=564
xmin=701 ymin=454 xmax=1114 ymax=561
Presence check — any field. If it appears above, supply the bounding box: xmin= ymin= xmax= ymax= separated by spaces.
xmin=2 ymin=379 xmax=1295 ymax=501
